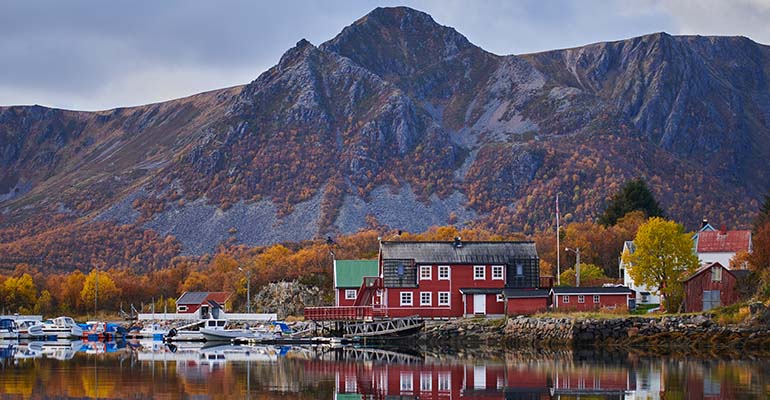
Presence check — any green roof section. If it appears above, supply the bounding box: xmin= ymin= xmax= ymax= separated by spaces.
xmin=335 ymin=260 xmax=379 ymax=288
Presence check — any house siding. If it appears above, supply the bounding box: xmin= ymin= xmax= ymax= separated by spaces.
xmin=506 ymin=297 xmax=549 ymax=315
xmin=554 ymin=293 xmax=630 ymax=311
xmin=684 ymin=265 xmax=738 ymax=312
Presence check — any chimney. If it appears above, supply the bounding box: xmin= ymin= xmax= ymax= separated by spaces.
xmin=701 ymin=218 xmax=709 ymax=229
xmin=720 ymin=224 xmax=727 ymax=235
xmin=453 ymin=237 xmax=463 ymax=248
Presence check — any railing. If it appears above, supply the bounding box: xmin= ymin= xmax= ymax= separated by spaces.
xmin=304 ymin=306 xmax=386 ymax=321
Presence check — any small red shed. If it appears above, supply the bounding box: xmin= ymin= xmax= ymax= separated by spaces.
xmin=503 ymin=289 xmax=550 ymax=315
xmin=683 ymin=262 xmax=740 ymax=312
xmin=176 ymin=291 xmax=231 ymax=316
xmin=551 ymin=286 xmax=634 ymax=311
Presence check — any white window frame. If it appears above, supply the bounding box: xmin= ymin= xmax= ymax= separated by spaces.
xmin=438 ymin=265 xmax=450 ymax=280
xmin=438 ymin=291 xmax=450 ymax=306
xmin=400 ymin=372 xmax=413 ymax=393
xmin=712 ymin=266 xmax=722 ymax=282
xmin=474 ymin=265 xmax=486 ymax=280
xmin=420 ymin=373 xmax=432 ymax=392
xmin=438 ymin=372 xmax=451 ymax=392
xmin=420 ymin=265 xmax=432 ymax=281
xmin=578 ymin=295 xmax=585 ymax=304
xmin=345 ymin=289 xmax=357 ymax=300
xmin=563 ymin=295 xmax=570 ymax=304
xmin=492 ymin=265 xmax=504 ymax=280
xmin=345 ymin=375 xmax=357 ymax=392
xmin=177 ymin=305 xmax=188 ymax=312
xmin=420 ymin=292 xmax=432 ymax=306
xmin=400 ymin=292 xmax=413 ymax=306
xmin=496 ymin=293 xmax=504 ymax=302
xmin=593 ymin=295 xmax=600 ymax=304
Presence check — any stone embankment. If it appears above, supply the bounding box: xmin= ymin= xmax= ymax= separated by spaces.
xmin=505 ymin=314 xmax=770 ymax=350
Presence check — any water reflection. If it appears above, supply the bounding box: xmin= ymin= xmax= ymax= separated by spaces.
xmin=0 ymin=339 xmax=768 ymax=399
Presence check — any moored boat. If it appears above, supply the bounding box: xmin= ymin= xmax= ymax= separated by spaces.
xmin=15 ymin=319 xmax=44 ymax=339
xmin=41 ymin=317 xmax=83 ymax=339
xmin=0 ymin=319 xmax=18 ymax=340
xmin=165 ymin=318 xmax=228 ymax=342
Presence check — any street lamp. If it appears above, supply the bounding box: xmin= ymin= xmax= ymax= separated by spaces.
xmin=565 ymin=247 xmax=581 ymax=287
xmin=238 ymin=267 xmax=252 ymax=314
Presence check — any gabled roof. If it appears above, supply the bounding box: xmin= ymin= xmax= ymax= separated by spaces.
xmin=551 ymin=286 xmax=634 ymax=295
xmin=696 ymin=230 xmax=752 ymax=253
xmin=683 ymin=262 xmax=734 ymax=282
xmin=335 ymin=260 xmax=378 ymax=288
xmin=503 ymin=289 xmax=550 ymax=298
xmin=380 ymin=241 xmax=538 ymax=264
xmin=459 ymin=288 xmax=503 ymax=295
xmin=622 ymin=241 xmax=635 ymax=254
xmin=177 ymin=291 xmax=231 ymax=305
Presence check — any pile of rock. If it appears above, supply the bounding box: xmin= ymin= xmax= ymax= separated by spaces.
xmin=251 ymin=280 xmax=324 ymax=319
xmin=419 ymin=318 xmax=506 ymax=344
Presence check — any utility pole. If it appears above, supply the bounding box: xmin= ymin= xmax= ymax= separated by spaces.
xmin=565 ymin=247 xmax=581 ymax=287
xmin=556 ymin=193 xmax=561 ymax=285
xmin=238 ymin=267 xmax=252 ymax=314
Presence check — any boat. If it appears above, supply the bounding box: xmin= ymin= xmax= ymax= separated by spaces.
xmin=199 ymin=327 xmax=276 ymax=342
xmin=41 ymin=317 xmax=84 ymax=339
xmin=0 ymin=318 xmax=18 ymax=340
xmin=15 ymin=319 xmax=44 ymax=339
xmin=165 ymin=317 xmax=229 ymax=342
xmin=137 ymin=323 xmax=170 ymax=341
xmin=79 ymin=321 xmax=127 ymax=340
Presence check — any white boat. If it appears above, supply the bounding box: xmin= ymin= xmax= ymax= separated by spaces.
xmin=41 ymin=317 xmax=83 ymax=339
xmin=165 ymin=318 xmax=228 ymax=342
xmin=138 ymin=323 xmax=170 ymax=341
xmin=15 ymin=319 xmax=44 ymax=339
xmin=199 ymin=327 xmax=276 ymax=342
xmin=0 ymin=318 xmax=18 ymax=340
xmin=33 ymin=340 xmax=84 ymax=360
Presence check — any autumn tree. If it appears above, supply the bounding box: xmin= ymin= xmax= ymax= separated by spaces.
xmin=599 ymin=178 xmax=664 ymax=226
xmin=80 ymin=270 xmax=122 ymax=312
xmin=754 ymin=189 xmax=770 ymax=231
xmin=623 ymin=217 xmax=699 ymax=312
xmin=1 ymin=273 xmax=38 ymax=313
xmin=749 ymin=221 xmax=770 ymax=297
xmin=558 ymin=264 xmax=609 ymax=287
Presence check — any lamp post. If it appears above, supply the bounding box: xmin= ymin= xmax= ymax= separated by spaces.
xmin=565 ymin=247 xmax=581 ymax=287
xmin=94 ymin=266 xmax=99 ymax=316
xmin=238 ymin=267 xmax=252 ymax=314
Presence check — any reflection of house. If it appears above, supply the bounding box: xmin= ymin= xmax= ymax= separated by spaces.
xmin=551 ymin=286 xmax=635 ymax=311
xmin=619 ymin=240 xmax=660 ymax=305
xmin=683 ymin=262 xmax=747 ymax=312
xmin=695 ymin=226 xmax=752 ymax=268
xmin=379 ymin=239 xmax=541 ymax=318
xmin=334 ymin=260 xmax=378 ymax=306
xmin=176 ymin=292 xmax=231 ymax=317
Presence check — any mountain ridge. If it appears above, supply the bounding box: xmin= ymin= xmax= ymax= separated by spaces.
xmin=1 ymin=6 xmax=767 ymax=267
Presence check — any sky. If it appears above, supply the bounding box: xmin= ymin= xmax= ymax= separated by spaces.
xmin=2 ymin=0 xmax=769 ymax=111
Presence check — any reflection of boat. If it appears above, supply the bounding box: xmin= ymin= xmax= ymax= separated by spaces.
xmin=13 ymin=343 xmax=42 ymax=360
xmin=41 ymin=317 xmax=84 ymax=339
xmin=33 ymin=340 xmax=84 ymax=360
xmin=0 ymin=318 xmax=18 ymax=340
xmin=135 ymin=343 xmax=283 ymax=363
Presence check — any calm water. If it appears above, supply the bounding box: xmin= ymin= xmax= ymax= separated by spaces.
xmin=1 ymin=340 xmax=769 ymax=399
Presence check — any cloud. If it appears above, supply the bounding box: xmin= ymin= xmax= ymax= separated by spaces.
xmin=0 ymin=0 xmax=767 ymax=110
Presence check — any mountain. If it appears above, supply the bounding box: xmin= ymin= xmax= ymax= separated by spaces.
xmin=1 ymin=7 xmax=769 ymax=270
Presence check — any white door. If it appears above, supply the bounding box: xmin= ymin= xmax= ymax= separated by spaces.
xmin=473 ymin=294 xmax=486 ymax=314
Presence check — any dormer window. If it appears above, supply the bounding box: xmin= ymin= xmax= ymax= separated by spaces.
xmin=711 ymin=266 xmax=722 ymax=282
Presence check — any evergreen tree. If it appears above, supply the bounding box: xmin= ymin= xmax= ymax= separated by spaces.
xmin=754 ymin=189 xmax=770 ymax=232
xmin=598 ymin=178 xmax=664 ymax=226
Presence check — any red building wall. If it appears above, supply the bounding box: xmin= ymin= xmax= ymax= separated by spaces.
xmin=336 ymin=288 xmax=358 ymax=307
xmin=684 ymin=266 xmax=738 ymax=312
xmin=506 ymin=297 xmax=549 ymax=315
xmin=553 ymin=293 xmax=630 ymax=311
xmin=384 ymin=263 xmax=507 ymax=318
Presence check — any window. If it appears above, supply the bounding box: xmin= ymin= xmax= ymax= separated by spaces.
xmin=438 ymin=373 xmax=451 ymax=392
xmin=400 ymin=292 xmax=413 ymax=306
xmin=345 ymin=376 xmax=357 ymax=392
xmin=420 ymin=373 xmax=432 ymax=392
xmin=345 ymin=289 xmax=357 ymax=300
xmin=563 ymin=295 xmax=570 ymax=303
xmin=420 ymin=265 xmax=432 ymax=280
xmin=496 ymin=293 xmax=504 ymax=302
xmin=593 ymin=295 xmax=600 ymax=304
xmin=438 ymin=292 xmax=450 ymax=306
xmin=474 ymin=366 xmax=486 ymax=389
xmin=438 ymin=265 xmax=450 ymax=280
xmin=492 ymin=265 xmax=504 ymax=280
xmin=420 ymin=292 xmax=432 ymax=306
xmin=712 ymin=266 xmax=722 ymax=282
xmin=578 ymin=295 xmax=585 ymax=303
xmin=516 ymin=263 xmax=524 ymax=276
xmin=474 ymin=265 xmax=486 ymax=280
xmin=400 ymin=373 xmax=413 ymax=392
xmin=177 ymin=305 xmax=188 ymax=312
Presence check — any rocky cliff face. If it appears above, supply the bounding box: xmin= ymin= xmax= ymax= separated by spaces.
xmin=1 ymin=6 xmax=768 ymax=261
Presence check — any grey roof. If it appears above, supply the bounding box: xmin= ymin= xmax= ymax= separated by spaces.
xmin=459 ymin=288 xmax=503 ymax=295
xmin=551 ymin=286 xmax=634 ymax=295
xmin=503 ymin=289 xmax=550 ymax=298
xmin=177 ymin=292 xmax=209 ymax=305
xmin=380 ymin=241 xmax=538 ymax=264
xmin=732 ymin=269 xmax=751 ymax=279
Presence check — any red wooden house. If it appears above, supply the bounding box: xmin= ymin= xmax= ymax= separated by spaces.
xmin=333 ymin=260 xmax=379 ymax=306
xmin=551 ymin=286 xmax=634 ymax=311
xmin=176 ymin=291 xmax=231 ymax=316
xmin=378 ymin=239 xmax=541 ymax=318
xmin=683 ymin=262 xmax=746 ymax=312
